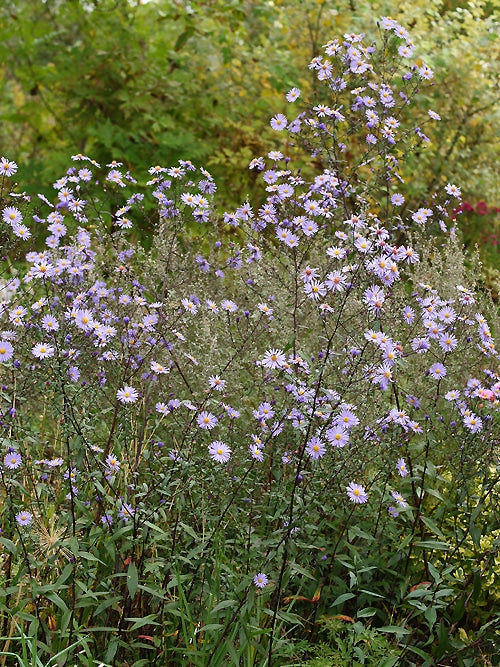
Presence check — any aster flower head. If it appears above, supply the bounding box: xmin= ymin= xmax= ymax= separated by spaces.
xmin=3 ymin=206 xmax=22 ymax=226
xmin=208 ymin=375 xmax=226 ymax=391
xmin=253 ymin=572 xmax=269 ymax=588
xmin=463 ymin=414 xmax=482 ymax=433
xmin=117 ymin=386 xmax=139 ymax=404
xmin=101 ymin=513 xmax=113 ymax=526
xmin=197 ymin=411 xmax=218 ymax=430
xmin=221 ymin=299 xmax=238 ymax=313
xmin=32 ymin=343 xmax=55 ymax=360
xmin=150 ymin=360 xmax=169 ymax=375
xmin=0 ymin=341 xmax=14 ymax=362
xmin=326 ymin=426 xmax=349 ymax=448
xmin=209 ymin=440 xmax=231 ymax=463
xmin=255 ymin=402 xmax=274 ymax=421
xmin=391 ymin=490 xmax=408 ymax=507
xmin=4 ymin=451 xmax=22 ymax=469
xmin=418 ymin=64 xmax=434 ymax=80
xmin=270 ymin=114 xmax=287 ymax=131
xmin=0 ymin=157 xmax=18 ymax=176
xmin=397 ymin=458 xmax=408 ymax=477
xmin=429 ymin=363 xmax=446 ymax=380
xmin=41 ymin=315 xmax=59 ymax=332
xmin=118 ymin=503 xmax=135 ymax=521
xmin=105 ymin=454 xmax=121 ymax=472
xmin=16 ymin=511 xmax=33 ymax=526
xmin=286 ymin=87 xmax=301 ymax=102
xmin=306 ymin=437 xmax=326 ymax=459
xmin=346 ymin=482 xmax=368 ymax=504
xmin=261 ymin=349 xmax=286 ymax=370
xmin=445 ymin=183 xmax=461 ymax=198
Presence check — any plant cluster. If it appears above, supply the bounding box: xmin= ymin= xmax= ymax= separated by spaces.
xmin=0 ymin=16 xmax=498 ymax=667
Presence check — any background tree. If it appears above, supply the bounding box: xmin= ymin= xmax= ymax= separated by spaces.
xmin=0 ymin=0 xmax=498 ymax=280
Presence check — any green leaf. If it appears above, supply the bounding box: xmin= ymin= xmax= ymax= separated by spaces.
xmin=406 ymin=644 xmax=433 ymax=661
xmin=211 ymin=599 xmax=237 ymax=615
xmin=331 ymin=592 xmax=355 ymax=606
xmin=46 ymin=592 xmax=69 ymax=613
xmin=451 ymin=598 xmax=465 ymax=623
xmin=421 ymin=516 xmax=445 ymax=539
xmin=0 ymin=537 xmax=17 ymax=554
xmin=469 ymin=522 xmax=481 ymax=546
xmin=127 ymin=561 xmax=139 ymax=599
xmin=359 ymin=589 xmax=385 ymax=598
xmin=380 ymin=659 xmax=399 ymax=667
xmin=125 ymin=615 xmax=161 ymax=631
xmin=283 ymin=332 xmax=295 ymax=353
xmin=427 ymin=562 xmax=442 ymax=584
xmin=198 ymin=623 xmax=223 ymax=632
xmin=348 ymin=526 xmax=375 ymax=541
xmin=78 ymin=551 xmax=104 ymax=563
xmin=179 ymin=522 xmax=198 ymax=541
xmin=379 ymin=626 xmax=411 ymax=635
xmin=415 ymin=540 xmax=449 ymax=551
xmin=289 ymin=563 xmax=316 ymax=580
xmin=424 ymin=605 xmax=437 ymax=628
xmin=174 ymin=26 xmax=195 ymax=52
xmin=357 ymin=607 xmax=377 ymax=618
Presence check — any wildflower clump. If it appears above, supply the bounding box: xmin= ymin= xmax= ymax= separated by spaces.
xmin=0 ymin=18 xmax=498 ymax=667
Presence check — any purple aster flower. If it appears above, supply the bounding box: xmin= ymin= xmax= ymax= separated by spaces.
xmin=0 ymin=157 xmax=18 ymax=177
xmin=306 ymin=437 xmax=326 ymax=460
xmin=438 ymin=334 xmax=458 ymax=352
xmin=428 ymin=363 xmax=447 ymax=380
xmin=254 ymin=402 xmax=274 ymax=421
xmin=253 ymin=572 xmax=269 ymax=588
xmin=406 ymin=395 xmax=420 ymax=409
xmin=15 ymin=511 xmax=33 ymax=526
xmin=326 ymin=426 xmax=349 ymax=448
xmin=402 ymin=306 xmax=415 ymax=324
xmin=411 ymin=337 xmax=430 ymax=354
xmin=221 ymin=299 xmax=237 ymax=313
xmin=391 ymin=490 xmax=408 ymax=507
xmin=4 ymin=451 xmax=22 ymax=469
xmin=336 ymin=409 xmax=360 ymax=429
xmin=209 ymin=440 xmax=231 ymax=463
xmin=208 ymin=375 xmax=226 ymax=391
xmin=363 ymin=285 xmax=385 ymax=313
xmin=346 ymin=482 xmax=368 ymax=504
xmin=197 ymin=411 xmax=218 ymax=430
xmin=32 ymin=343 xmax=55 ymax=360
xmin=249 ymin=445 xmax=264 ymax=461
xmin=463 ymin=414 xmax=482 ymax=433
xmin=286 ymin=87 xmax=301 ymax=102
xmin=270 ymin=114 xmax=287 ymax=131
xmin=418 ymin=64 xmax=434 ymax=80
xmin=261 ymin=349 xmax=286 ymax=370
xmin=118 ymin=503 xmax=135 ymax=521
xmin=105 ymin=454 xmax=121 ymax=472
xmin=0 ymin=341 xmax=14 ymax=363
xmin=397 ymin=458 xmax=408 ymax=477
xmin=116 ymin=386 xmax=139 ymax=404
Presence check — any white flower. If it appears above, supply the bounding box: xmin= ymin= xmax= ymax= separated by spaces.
xmin=261 ymin=349 xmax=286 ymax=369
